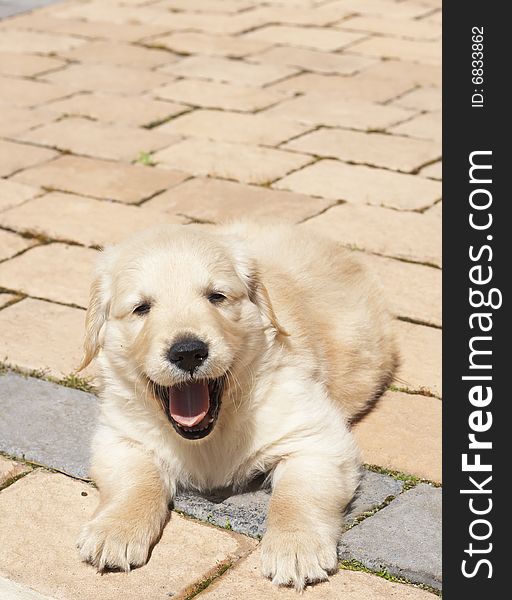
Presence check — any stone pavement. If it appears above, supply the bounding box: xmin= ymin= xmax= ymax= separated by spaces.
xmin=0 ymin=0 xmax=441 ymax=597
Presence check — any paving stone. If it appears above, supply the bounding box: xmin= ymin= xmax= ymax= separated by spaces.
xmin=0 ymin=455 xmax=31 ymax=488
xmin=0 ymin=471 xmax=255 ymax=600
xmin=15 ymin=117 xmax=179 ymax=162
xmin=0 ymin=0 xmax=57 ymax=14
xmin=0 ymin=139 xmax=58 ymax=178
xmin=263 ymin=95 xmax=413 ymax=131
xmin=0 ymin=580 xmax=54 ymax=600
xmin=13 ymin=155 xmax=189 ymax=204
xmin=0 ymin=577 xmax=54 ymax=600
xmin=0 ymin=179 xmax=41 ymax=212
xmin=338 ymin=484 xmax=442 ymax=589
xmin=425 ymin=11 xmax=441 ymax=25
xmin=160 ymin=56 xmax=297 ymax=87
xmin=419 ymin=0 xmax=442 ymax=7
xmin=0 ymin=292 xmax=19 ymax=309
xmin=0 ymin=4 xmax=23 ymax=18
xmin=275 ymin=160 xmax=441 ymax=211
xmin=58 ymin=40 xmax=178 ymax=69
xmin=271 ymin=72 xmax=414 ymax=104
xmin=174 ymin=468 xmax=402 ymax=539
xmin=0 ymin=243 xmax=97 ymax=309
xmin=0 ymin=373 xmax=97 ymax=478
xmin=245 ymin=4 xmax=353 ymax=27
xmin=0 ymin=298 xmax=85 ymax=377
xmin=339 ymin=15 xmax=440 ymax=41
xmin=394 ymin=87 xmax=441 ymax=112
xmin=148 ymin=31 xmax=271 ymax=58
xmin=390 ymin=112 xmax=441 ymax=143
xmin=359 ymin=254 xmax=441 ymax=327
xmin=283 ymin=128 xmax=440 ymax=173
xmin=0 ymin=13 xmax=172 ymax=42
xmin=301 ymin=203 xmax=441 ymax=267
xmin=0 ymin=230 xmax=36 ymax=262
xmin=249 ymin=46 xmax=376 ymax=76
xmin=154 ymin=79 xmax=290 ymax=111
xmin=353 ymin=391 xmax=442 ymax=482
xmin=0 ymin=76 xmax=70 ymax=108
xmin=350 ymin=37 xmax=441 ymax=66
xmin=80 ymin=8 xmax=270 ymax=35
xmin=0 ymin=105 xmax=58 ymax=138
xmin=0 ymin=52 xmax=66 ymax=77
xmin=42 ymin=63 xmax=174 ymax=95
xmin=156 ymin=109 xmax=311 ymax=146
xmin=200 ymin=549 xmax=438 ymax=599
xmin=174 ymin=487 xmax=269 ymax=539
xmin=146 ymin=177 xmax=333 ymax=224
xmin=426 ymin=201 xmax=442 ymax=218
xmin=345 ymin=469 xmax=403 ymax=522
xmin=359 ymin=59 xmax=441 ymax=88
xmin=50 ymin=1 xmax=175 ymax=25
xmin=157 ymin=0 xmax=255 ymax=12
xmin=0 ymin=192 xmax=186 ymax=248
xmin=167 ymin=11 xmax=270 ymax=35
xmin=326 ymin=0 xmax=432 ymax=19
xmin=0 ymin=29 xmax=86 ymax=53
xmin=420 ymin=161 xmax=442 ymax=180
xmin=44 ymin=92 xmax=188 ymax=127
xmin=153 ymin=139 xmax=312 ymax=185
xmin=243 ymin=25 xmax=364 ymax=52
xmin=395 ymin=320 xmax=441 ymax=397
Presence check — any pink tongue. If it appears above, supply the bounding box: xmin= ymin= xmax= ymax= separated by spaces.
xmin=169 ymin=382 xmax=210 ymax=427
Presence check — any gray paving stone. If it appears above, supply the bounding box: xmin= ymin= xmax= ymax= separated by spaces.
xmin=0 ymin=372 xmax=98 ymax=479
xmin=0 ymin=0 xmax=58 ymax=19
xmin=346 ymin=469 xmax=403 ymax=522
xmin=175 ymin=484 xmax=270 ymax=538
xmin=174 ymin=468 xmax=403 ymax=539
xmin=338 ymin=483 xmax=442 ymax=589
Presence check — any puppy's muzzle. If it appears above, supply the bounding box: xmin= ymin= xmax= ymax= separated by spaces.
xmin=167 ymin=337 xmax=209 ymax=375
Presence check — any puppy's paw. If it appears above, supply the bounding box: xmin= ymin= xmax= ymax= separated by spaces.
xmin=77 ymin=511 xmax=160 ymax=572
xmin=260 ymin=529 xmax=338 ymax=591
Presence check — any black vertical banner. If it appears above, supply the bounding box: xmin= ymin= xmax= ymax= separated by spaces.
xmin=443 ymin=2 xmax=508 ymax=598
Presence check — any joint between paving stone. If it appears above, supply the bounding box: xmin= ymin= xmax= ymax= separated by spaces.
xmin=364 ymin=464 xmax=441 ymax=490
xmin=0 ymin=363 xmax=94 ymax=394
xmin=181 ymin=559 xmax=236 ymax=600
xmin=0 ymin=288 xmax=86 ymax=312
xmin=339 ymin=560 xmax=442 ymax=597
xmin=143 ymin=107 xmax=195 ymax=129
xmin=0 ymin=456 xmax=35 ymax=492
xmin=390 ymin=373 xmax=438 ymax=398
xmin=415 ymin=8 xmax=441 ymax=22
xmin=387 ymin=383 xmax=441 ymax=400
xmin=0 ymin=287 xmax=25 ymax=304
xmin=297 ymin=200 xmax=345 ymax=224
xmin=396 ymin=315 xmax=441 ymax=330
xmin=415 ymin=197 xmax=442 ymax=215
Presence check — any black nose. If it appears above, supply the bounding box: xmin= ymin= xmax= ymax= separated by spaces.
xmin=167 ymin=338 xmax=209 ymax=373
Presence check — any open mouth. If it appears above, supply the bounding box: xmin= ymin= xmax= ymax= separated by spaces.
xmin=155 ymin=377 xmax=224 ymax=440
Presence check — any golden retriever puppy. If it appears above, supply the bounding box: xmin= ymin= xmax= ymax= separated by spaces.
xmin=77 ymin=223 xmax=398 ymax=591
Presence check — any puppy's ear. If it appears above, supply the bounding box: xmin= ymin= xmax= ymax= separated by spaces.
xmin=246 ymin=267 xmax=288 ymax=337
xmin=227 ymin=236 xmax=288 ymax=337
xmin=77 ymin=254 xmax=113 ymax=371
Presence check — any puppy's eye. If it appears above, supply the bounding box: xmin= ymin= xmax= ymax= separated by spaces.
xmin=133 ymin=302 xmax=151 ymax=316
xmin=208 ymin=292 xmax=226 ymax=305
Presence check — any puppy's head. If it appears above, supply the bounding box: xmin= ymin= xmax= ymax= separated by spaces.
xmin=80 ymin=225 xmax=285 ymax=441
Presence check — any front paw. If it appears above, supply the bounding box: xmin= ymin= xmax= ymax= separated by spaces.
xmin=260 ymin=529 xmax=338 ymax=591
xmin=77 ymin=511 xmax=161 ymax=572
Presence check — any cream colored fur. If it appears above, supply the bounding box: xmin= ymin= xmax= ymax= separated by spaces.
xmin=77 ymin=223 xmax=398 ymax=591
